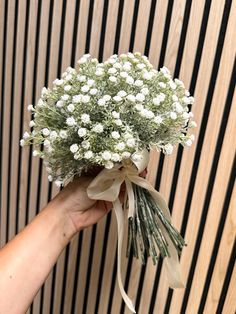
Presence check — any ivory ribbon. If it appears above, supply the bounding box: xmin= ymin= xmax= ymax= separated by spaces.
xmin=87 ymin=150 xmax=184 ymax=313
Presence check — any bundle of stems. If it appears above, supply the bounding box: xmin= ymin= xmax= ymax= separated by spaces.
xmin=126 ymin=184 xmax=186 ymax=264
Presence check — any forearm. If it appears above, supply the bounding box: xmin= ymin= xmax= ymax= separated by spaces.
xmin=0 ymin=203 xmax=76 ymax=314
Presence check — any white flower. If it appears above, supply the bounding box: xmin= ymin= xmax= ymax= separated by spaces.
xmin=123 ymin=62 xmax=131 ymax=71
xmin=42 ymin=128 xmax=50 ymax=136
xmin=77 ymin=75 xmax=86 ymax=82
xmin=61 ymin=94 xmax=70 ymax=101
xmin=185 ymin=90 xmax=190 ymax=96
xmin=189 ymin=112 xmax=194 ymax=118
xmin=90 ymin=88 xmax=98 ymax=95
xmin=23 ymin=132 xmax=30 ymax=139
xmin=20 ymin=139 xmax=25 ymax=147
xmin=182 ymin=112 xmax=189 ymax=119
xmin=189 ymin=121 xmax=197 ymax=128
xmin=84 ymin=150 xmax=93 ymax=159
xmin=81 ymin=140 xmax=90 ymax=149
xmin=164 ymin=143 xmax=173 ymax=155
xmin=136 ymin=63 xmax=145 ymax=70
xmin=59 ymin=130 xmax=67 ymax=139
xmin=120 ymin=71 xmax=128 ymax=78
xmin=126 ymin=76 xmax=134 ymax=85
xmin=111 ymin=153 xmax=121 ymax=162
xmin=154 ymin=116 xmax=163 ymax=124
xmin=81 ymin=113 xmax=90 ymax=124
xmin=175 ymin=78 xmax=184 ymax=87
xmin=70 ymin=144 xmax=79 ymax=153
xmin=64 ymin=85 xmax=72 ymax=91
xmin=113 ymin=95 xmax=122 ymax=102
xmin=158 ymin=82 xmax=166 ymax=88
xmin=169 ymin=80 xmax=177 ymax=89
xmin=82 ymin=95 xmax=90 ymax=103
xmin=103 ymin=95 xmax=111 ymax=101
xmin=78 ymin=128 xmax=87 ymax=137
xmin=185 ymin=139 xmax=192 ymax=146
xmin=43 ymin=139 xmax=50 ymax=147
xmin=135 ymin=103 xmax=143 ymax=111
xmin=126 ymin=94 xmax=136 ymax=102
xmin=73 ymin=95 xmax=82 ymax=103
xmin=50 ymin=131 xmax=58 ymax=140
xmin=27 ymin=104 xmax=34 ymax=111
xmin=65 ymin=74 xmax=72 ymax=80
xmin=67 ymin=104 xmax=75 ymax=112
xmin=116 ymin=142 xmax=125 ymax=151
xmin=170 ymin=112 xmax=177 ymax=120
xmin=153 ymin=97 xmax=160 ymax=105
xmin=102 ymin=151 xmax=112 ymax=161
xmin=141 ymin=87 xmax=149 ymax=95
xmin=190 ymin=134 xmax=195 ymax=141
xmin=98 ymin=98 xmax=106 ymax=106
xmin=29 ymin=120 xmax=35 ymax=127
xmin=183 ymin=96 xmax=191 ymax=104
xmin=78 ymin=57 xmax=87 ymax=64
xmin=158 ymin=93 xmax=166 ymax=102
xmin=160 ymin=66 xmax=170 ymax=75
xmin=109 ymin=76 xmax=117 ymax=83
xmin=134 ymin=79 xmax=143 ymax=87
xmin=117 ymin=90 xmax=127 ymax=97
xmin=92 ymin=123 xmax=104 ymax=133
xmin=113 ymin=62 xmax=122 ymax=69
xmin=37 ymin=99 xmax=46 ymax=107
xmin=81 ymin=85 xmax=90 ymax=93
xmin=174 ymin=102 xmax=183 ymax=113
xmin=33 ymin=150 xmax=40 ymax=157
xmin=136 ymin=93 xmax=145 ymax=102
xmin=66 ymin=117 xmax=76 ymax=126
xmin=54 ymin=79 xmax=64 ymax=86
xmin=112 ymin=111 xmax=120 ymax=119
xmin=47 ymin=145 xmax=54 ymax=153
xmin=114 ymin=119 xmax=122 ymax=126
xmin=142 ymin=72 xmax=152 ymax=80
xmin=146 ymin=110 xmax=154 ymax=119
xmin=56 ymin=100 xmax=64 ymax=107
xmin=172 ymin=95 xmax=178 ymax=101
xmin=87 ymin=79 xmax=95 ymax=86
xmin=55 ymin=180 xmax=63 ymax=187
xmin=126 ymin=138 xmax=136 ymax=147
xmin=122 ymin=151 xmax=131 ymax=159
xmin=105 ymin=161 xmax=114 ymax=169
xmin=95 ymin=69 xmax=104 ymax=76
xmin=48 ymin=175 xmax=53 ymax=182
xmin=108 ymin=67 xmax=117 ymax=74
xmin=111 ymin=131 xmax=120 ymax=139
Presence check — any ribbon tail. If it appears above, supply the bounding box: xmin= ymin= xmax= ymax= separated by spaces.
xmin=113 ymin=199 xmax=136 ymax=313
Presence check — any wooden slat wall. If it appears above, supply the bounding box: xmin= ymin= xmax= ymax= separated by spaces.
xmin=0 ymin=0 xmax=235 ymax=313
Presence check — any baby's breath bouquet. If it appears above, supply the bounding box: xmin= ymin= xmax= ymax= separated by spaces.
xmin=21 ymin=52 xmax=196 ymax=312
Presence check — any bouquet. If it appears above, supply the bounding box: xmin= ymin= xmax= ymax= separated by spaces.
xmin=20 ymin=52 xmax=197 ymax=312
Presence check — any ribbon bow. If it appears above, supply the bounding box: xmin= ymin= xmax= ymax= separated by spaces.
xmin=87 ymin=150 xmax=184 ymax=313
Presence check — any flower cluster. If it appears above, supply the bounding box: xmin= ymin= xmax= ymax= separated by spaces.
xmin=20 ymin=52 xmax=197 ymax=186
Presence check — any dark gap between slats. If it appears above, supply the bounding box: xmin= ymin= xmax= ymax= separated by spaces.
xmin=98 ymin=0 xmax=109 ymax=62
xmin=180 ymin=1 xmax=233 ymax=312
xmin=164 ymin=0 xmax=213 ymax=309
xmin=70 ymin=0 xmax=81 ymax=67
xmin=217 ymin=238 xmax=236 ymax=313
xmin=128 ymin=0 xmax=139 ymax=52
xmin=6 ymin=0 xmax=18 ymax=243
xmin=85 ymin=0 xmax=95 ymax=53
xmin=107 ymin=252 xmax=118 ymax=313
xmin=113 ymin=0 xmax=124 ymax=54
xmin=199 ymin=151 xmax=236 ymax=313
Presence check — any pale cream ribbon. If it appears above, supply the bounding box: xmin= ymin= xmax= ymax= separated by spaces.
xmin=87 ymin=150 xmax=184 ymax=313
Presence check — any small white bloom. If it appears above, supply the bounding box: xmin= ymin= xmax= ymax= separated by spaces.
xmin=78 ymin=57 xmax=87 ymax=64
xmin=92 ymin=123 xmax=104 ymax=133
xmin=42 ymin=128 xmax=50 ymax=136
xmin=153 ymin=97 xmax=160 ymax=105
xmin=136 ymin=93 xmax=145 ymax=102
xmin=169 ymin=80 xmax=177 ymax=90
xmin=190 ymin=134 xmax=195 ymax=141
xmin=59 ymin=130 xmax=67 ymax=139
xmin=67 ymin=104 xmax=75 ymax=112
xmin=82 ymin=95 xmax=90 ymax=103
xmin=55 ymin=180 xmax=63 ymax=187
xmin=170 ymin=112 xmax=177 ymax=120
xmin=126 ymin=76 xmax=134 ymax=85
xmin=160 ymin=66 xmax=170 ymax=75
xmin=102 ymin=151 xmax=112 ymax=161
xmin=23 ymin=132 xmax=30 ymax=139
xmin=142 ymin=72 xmax=152 ymax=80
xmin=64 ymin=85 xmax=72 ymax=91
xmin=29 ymin=120 xmax=35 ymax=127
xmin=141 ymin=87 xmax=149 ymax=95
xmin=185 ymin=139 xmax=192 ymax=146
xmin=47 ymin=145 xmax=54 ymax=153
xmin=113 ymin=95 xmax=122 ymax=102
xmin=81 ymin=85 xmax=90 ymax=93
xmin=78 ymin=128 xmax=87 ymax=137
xmin=48 ymin=175 xmax=53 ymax=182
xmin=189 ymin=121 xmax=197 ymax=128
xmin=87 ymin=79 xmax=95 ymax=86
xmin=126 ymin=94 xmax=136 ymax=102
xmin=82 ymin=140 xmax=90 ymax=149
xmin=112 ymin=111 xmax=120 ymax=119
xmin=20 ymin=139 xmax=25 ymax=147
xmin=105 ymin=161 xmax=114 ymax=169
xmin=135 ymin=103 xmax=143 ymax=111
xmin=95 ymin=69 xmax=104 ymax=76
xmin=103 ymin=95 xmax=111 ymax=101
xmin=109 ymin=76 xmax=117 ymax=83
xmin=33 ymin=150 xmax=40 ymax=157
xmin=117 ymin=90 xmax=127 ymax=97
xmin=164 ymin=143 xmax=173 ymax=155
xmin=185 ymin=90 xmax=190 ymax=96
xmin=154 ymin=116 xmax=163 ymax=124
xmin=98 ymin=98 xmax=106 ymax=106
xmin=136 ymin=63 xmax=145 ymax=70
xmin=37 ymin=99 xmax=46 ymax=107
xmin=114 ymin=119 xmax=122 ymax=126
xmin=146 ymin=110 xmax=154 ymax=119
xmin=116 ymin=142 xmax=125 ymax=151
xmin=61 ymin=94 xmax=70 ymax=101
xmin=111 ymin=153 xmax=121 ymax=162
xmin=56 ymin=100 xmax=64 ymax=108
xmin=111 ymin=131 xmax=120 ymax=139
xmin=183 ymin=96 xmax=191 ymax=104
xmin=189 ymin=112 xmax=194 ymax=118
xmin=123 ymin=63 xmax=131 ymax=71
xmin=175 ymin=78 xmax=184 ymax=87
xmin=182 ymin=112 xmax=190 ymax=119
xmin=84 ymin=151 xmax=93 ymax=159
xmin=50 ymin=131 xmax=58 ymax=140
xmin=73 ymin=95 xmax=82 ymax=103
xmin=126 ymin=138 xmax=136 ymax=148
xmin=134 ymin=79 xmax=143 ymax=87
xmin=70 ymin=144 xmax=79 ymax=153
xmin=65 ymin=73 xmax=72 ymax=80
xmin=172 ymin=95 xmax=178 ymax=101
xmin=54 ymin=79 xmax=64 ymax=86
xmin=44 ymin=139 xmax=50 ymax=147
xmin=108 ymin=67 xmax=117 ymax=74
xmin=81 ymin=113 xmax=90 ymax=124
xmin=122 ymin=151 xmax=131 ymax=159
xmin=66 ymin=117 xmax=76 ymax=126
xmin=158 ymin=82 xmax=166 ymax=88
xmin=77 ymin=75 xmax=86 ymax=82
xmin=159 ymin=93 xmax=166 ymax=102
xmin=113 ymin=62 xmax=122 ymax=69
xmin=174 ymin=102 xmax=183 ymax=113
xmin=27 ymin=104 xmax=34 ymax=111
xmin=90 ymin=88 xmax=98 ymax=95
xmin=140 ymin=109 xmax=149 ymax=118
xmin=120 ymin=71 xmax=128 ymax=78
